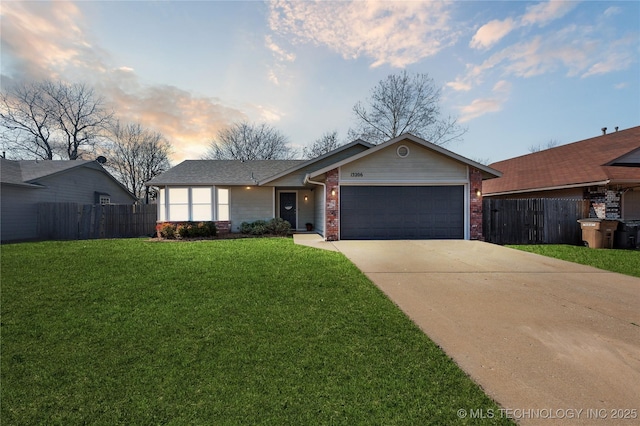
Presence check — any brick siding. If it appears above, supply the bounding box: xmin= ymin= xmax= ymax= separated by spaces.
xmin=322 ymin=166 xmax=482 ymax=241
xmin=325 ymin=168 xmax=340 ymax=241
xmin=215 ymin=221 xmax=231 ymax=234
xmin=470 ymin=167 xmax=484 ymax=240
xmin=586 ymin=187 xmax=621 ymax=219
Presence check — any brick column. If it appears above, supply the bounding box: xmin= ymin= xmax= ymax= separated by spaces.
xmin=325 ymin=168 xmax=340 ymax=241
xmin=215 ymin=221 xmax=231 ymax=234
xmin=469 ymin=167 xmax=483 ymax=240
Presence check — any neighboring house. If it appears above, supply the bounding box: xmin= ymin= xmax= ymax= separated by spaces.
xmin=1 ymin=159 xmax=137 ymax=242
xmin=483 ymin=126 xmax=640 ymax=220
xmin=147 ymin=134 xmax=501 ymax=241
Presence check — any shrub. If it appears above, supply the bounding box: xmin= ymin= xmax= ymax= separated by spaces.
xmin=239 ymin=218 xmax=291 ymax=236
xmin=156 ymin=222 xmax=217 ymax=239
xmin=267 ymin=218 xmax=292 ymax=236
xmin=157 ymin=223 xmax=176 ymax=239
xmin=199 ymin=221 xmax=217 ymax=237
xmin=176 ymin=223 xmax=191 ymax=238
xmin=239 ymin=222 xmax=253 ymax=234
xmin=250 ymin=220 xmax=268 ymax=235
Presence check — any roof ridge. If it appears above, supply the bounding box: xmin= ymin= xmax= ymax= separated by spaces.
xmin=491 ymin=125 xmax=640 ymax=166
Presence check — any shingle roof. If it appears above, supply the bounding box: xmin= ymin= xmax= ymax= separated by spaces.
xmin=0 ymin=158 xmax=138 ymax=199
xmin=147 ymin=160 xmax=306 ymax=186
xmin=1 ymin=159 xmax=104 ymax=185
xmin=0 ymin=158 xmax=30 ymax=186
xmin=484 ymin=126 xmax=640 ymax=196
xmin=17 ymin=160 xmax=95 ymax=182
xmin=1 ymin=159 xmax=95 ymax=187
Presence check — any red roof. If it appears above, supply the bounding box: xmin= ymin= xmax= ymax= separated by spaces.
xmin=484 ymin=126 xmax=640 ymax=196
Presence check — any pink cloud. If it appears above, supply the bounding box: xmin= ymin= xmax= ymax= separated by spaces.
xmin=268 ymin=0 xmax=457 ymax=68
xmin=521 ymin=0 xmax=579 ymax=27
xmin=470 ymin=18 xmax=517 ymax=50
xmin=458 ymin=80 xmax=511 ymax=123
xmin=1 ymin=0 xmax=253 ymax=162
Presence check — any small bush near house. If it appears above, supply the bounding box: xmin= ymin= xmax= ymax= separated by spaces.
xmin=157 ymin=222 xmax=176 ymax=239
xmin=250 ymin=220 xmax=269 ymax=235
xmin=156 ymin=222 xmax=217 ymax=239
xmin=240 ymin=218 xmax=291 ymax=236
xmin=266 ymin=217 xmax=291 ymax=236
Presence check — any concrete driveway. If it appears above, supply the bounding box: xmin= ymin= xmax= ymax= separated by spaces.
xmin=295 ymin=236 xmax=640 ymax=424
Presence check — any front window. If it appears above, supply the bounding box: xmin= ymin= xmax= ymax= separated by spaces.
xmin=160 ymin=186 xmax=227 ymax=222
xmin=192 ymin=187 xmax=213 ymax=221
xmin=158 ymin=188 xmax=166 ymax=221
xmin=169 ymin=188 xmax=189 ymax=221
xmin=217 ymin=188 xmax=229 ymax=221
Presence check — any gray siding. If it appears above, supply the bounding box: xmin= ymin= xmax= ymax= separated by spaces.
xmin=1 ymin=185 xmax=40 ymax=241
xmin=36 ymin=166 xmax=135 ymax=204
xmin=229 ymin=186 xmax=274 ymax=231
xmin=296 ymin=189 xmax=315 ymax=230
xmin=623 ymin=188 xmax=640 ymax=219
xmin=615 ymin=149 xmax=640 ymax=165
xmin=313 ymin=184 xmax=325 ymax=236
xmin=266 ymin=145 xmax=371 ymax=187
xmin=340 ymin=141 xmax=467 ymax=184
xmin=1 ymin=165 xmax=134 ymax=242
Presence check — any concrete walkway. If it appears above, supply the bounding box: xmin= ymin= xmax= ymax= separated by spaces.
xmin=293 ymin=233 xmax=339 ymax=251
xmin=294 ymin=236 xmax=640 ymax=424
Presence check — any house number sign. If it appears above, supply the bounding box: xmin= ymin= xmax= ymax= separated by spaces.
xmin=350 ymin=172 xmax=364 ymax=177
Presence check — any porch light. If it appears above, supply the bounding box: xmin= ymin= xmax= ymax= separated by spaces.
xmin=246 ymin=186 xmax=251 ymax=190
xmin=331 ymin=188 xmax=336 ymax=196
xmin=475 ymin=188 xmax=482 ymax=197
xmin=304 ymin=194 xmax=308 ymax=201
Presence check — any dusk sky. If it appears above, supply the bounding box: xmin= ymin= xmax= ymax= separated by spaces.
xmin=1 ymin=0 xmax=638 ymax=164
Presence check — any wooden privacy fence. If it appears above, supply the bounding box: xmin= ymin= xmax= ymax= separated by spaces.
xmin=483 ymin=198 xmax=590 ymax=245
xmin=38 ymin=203 xmax=157 ymax=240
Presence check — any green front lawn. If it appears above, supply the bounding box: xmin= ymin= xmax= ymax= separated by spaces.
xmin=508 ymin=244 xmax=640 ymax=278
xmin=1 ymin=238 xmax=511 ymax=425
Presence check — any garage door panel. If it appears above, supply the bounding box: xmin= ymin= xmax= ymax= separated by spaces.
xmin=341 ymin=186 xmax=464 ymax=240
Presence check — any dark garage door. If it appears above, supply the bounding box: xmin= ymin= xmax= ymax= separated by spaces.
xmin=341 ymin=186 xmax=464 ymax=240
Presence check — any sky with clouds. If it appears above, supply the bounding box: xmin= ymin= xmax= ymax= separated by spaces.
xmin=1 ymin=0 xmax=638 ymax=164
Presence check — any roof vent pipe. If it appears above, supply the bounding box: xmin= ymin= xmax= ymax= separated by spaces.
xmin=601 ymin=127 xmax=607 ymax=135
xmin=615 ymin=126 xmax=619 ymax=132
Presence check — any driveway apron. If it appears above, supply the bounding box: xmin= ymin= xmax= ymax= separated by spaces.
xmin=331 ymin=240 xmax=640 ymax=425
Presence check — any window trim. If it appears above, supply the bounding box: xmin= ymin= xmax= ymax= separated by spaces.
xmin=216 ymin=187 xmax=229 ymax=221
xmin=191 ymin=187 xmax=214 ymax=222
xmin=397 ymin=145 xmax=410 ymax=158
xmin=159 ymin=186 xmax=231 ymax=222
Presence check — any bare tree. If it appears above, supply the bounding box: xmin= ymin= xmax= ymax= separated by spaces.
xmin=349 ymin=70 xmax=466 ymax=145
xmin=43 ymin=81 xmax=113 ymax=160
xmin=528 ymin=139 xmax=559 ymax=153
xmin=0 ymin=80 xmax=113 ymax=160
xmin=105 ymin=122 xmax=172 ymax=203
xmin=302 ymin=131 xmax=344 ymax=159
xmin=204 ymin=122 xmax=296 ymax=160
xmin=470 ymin=156 xmax=492 ymax=166
xmin=0 ymin=81 xmax=56 ymax=160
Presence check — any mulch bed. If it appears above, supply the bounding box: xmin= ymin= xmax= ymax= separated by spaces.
xmin=148 ymin=233 xmax=291 ymax=242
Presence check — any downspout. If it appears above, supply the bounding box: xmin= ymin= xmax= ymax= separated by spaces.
xmin=304 ymin=174 xmax=326 ymax=239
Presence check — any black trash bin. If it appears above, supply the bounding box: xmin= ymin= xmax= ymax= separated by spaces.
xmin=615 ymin=221 xmax=640 ymax=249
